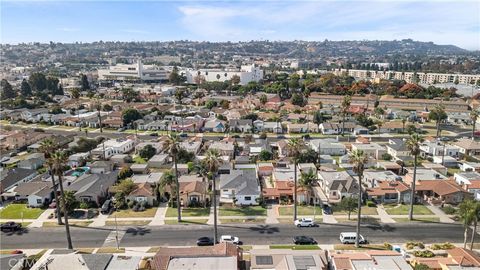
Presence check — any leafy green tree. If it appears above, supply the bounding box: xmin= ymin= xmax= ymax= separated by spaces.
xmin=291 ymin=93 xmax=306 ymax=107
xmin=313 ymin=111 xmax=325 ymax=125
xmin=428 ymin=104 xmax=447 ymax=138
xmin=205 ymin=100 xmax=218 ymax=109
xmin=259 ymin=94 xmax=267 ymax=105
xmin=121 ymin=88 xmax=138 ymax=103
xmin=298 ymin=148 xmax=318 ymax=164
xmin=29 ymin=72 xmax=47 ymax=92
xmin=103 ymin=104 xmax=113 ymax=111
xmin=70 ymin=88 xmax=80 ymax=99
xmin=46 ymin=76 xmax=60 ymax=95
xmin=458 ymin=200 xmax=478 ymax=248
xmin=80 ymin=74 xmax=90 ymax=91
xmin=259 ymin=150 xmax=273 ymax=161
xmin=381 ymin=153 xmax=392 ymax=161
xmin=139 ymin=144 xmax=157 ymax=160
xmin=242 ymin=113 xmax=258 ymax=121
xmin=231 ymin=74 xmax=241 ymax=85
xmin=118 ymin=166 xmax=133 ymax=180
xmin=338 ymin=196 xmax=358 ymax=220
xmin=169 ymin=66 xmax=182 ymax=85
xmin=61 ymin=190 xmax=79 ymax=215
xmin=177 ymin=148 xmax=195 ymax=163
xmin=122 ymin=108 xmax=142 ymax=126
xmin=20 ymin=79 xmax=32 ymax=96
xmin=160 ymin=170 xmax=176 ymax=205
xmin=1 ymin=79 xmax=16 ymax=99
xmin=414 ymin=264 xmax=430 ymax=270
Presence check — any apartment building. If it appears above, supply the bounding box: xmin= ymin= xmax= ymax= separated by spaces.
xmin=97 ymin=60 xmax=168 ymax=82
xmin=185 ymin=64 xmax=263 ymax=85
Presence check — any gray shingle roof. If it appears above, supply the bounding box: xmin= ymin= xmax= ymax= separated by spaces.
xmin=219 ymin=169 xmax=260 ymax=196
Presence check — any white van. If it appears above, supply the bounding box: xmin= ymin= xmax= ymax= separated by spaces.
xmin=339 ymin=232 xmax=367 ymax=244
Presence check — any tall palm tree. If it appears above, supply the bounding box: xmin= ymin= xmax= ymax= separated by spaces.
xmin=203 ymin=149 xmax=223 ymax=244
xmin=286 ymin=138 xmax=304 ymax=221
xmin=163 ymin=134 xmax=182 ymax=222
xmin=39 ymin=139 xmax=62 ymax=225
xmin=401 ymin=117 xmax=407 ymax=133
xmin=51 ymin=151 xmax=73 ymax=249
xmin=406 ymin=134 xmax=425 ymax=221
xmin=349 ymin=149 xmax=368 ymax=248
xmin=471 ymin=109 xmax=479 ymax=140
xmin=459 ymin=199 xmax=477 ymax=248
xmin=428 ymin=104 xmax=446 ymax=139
xmin=300 ymin=169 xmax=317 ymax=205
xmin=341 ymin=95 xmax=352 ymax=136
xmin=470 ymin=201 xmax=480 ymax=250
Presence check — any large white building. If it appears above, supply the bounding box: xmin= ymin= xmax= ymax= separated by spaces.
xmin=91 ymin=138 xmax=135 ymax=159
xmin=97 ymin=60 xmax=168 ymax=82
xmin=333 ymin=68 xmax=480 ymax=85
xmin=185 ymin=64 xmax=263 ymax=85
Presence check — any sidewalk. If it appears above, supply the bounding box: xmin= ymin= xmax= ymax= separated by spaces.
xmin=88 ymin=213 xmax=109 ymax=227
xmin=149 ymin=203 xmax=167 ymax=226
xmin=425 ymin=204 xmax=455 ymax=223
xmin=266 ymin=205 xmax=279 ymax=224
xmin=28 ymin=209 xmax=55 ymax=228
xmin=207 ymin=197 xmax=219 ymax=225
xmin=376 ymin=205 xmax=396 ymax=223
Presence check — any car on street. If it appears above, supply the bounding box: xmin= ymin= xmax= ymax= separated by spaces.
xmin=220 ymin=235 xmax=241 ymax=245
xmin=196 ymin=237 xmax=214 ymax=246
xmin=339 ymin=232 xmax=367 ymax=244
xmin=101 ymin=200 xmax=113 ymax=214
xmin=294 ymin=218 xmax=317 ymax=227
xmin=293 ymin=236 xmax=317 ymax=245
xmin=1 ymin=222 xmax=22 ymax=232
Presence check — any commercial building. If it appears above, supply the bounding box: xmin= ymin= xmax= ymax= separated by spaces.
xmin=97 ymin=60 xmax=168 ymax=82
xmin=185 ymin=64 xmax=263 ymax=85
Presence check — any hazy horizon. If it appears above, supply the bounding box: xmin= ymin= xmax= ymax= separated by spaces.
xmin=1 ymin=0 xmax=479 ymax=50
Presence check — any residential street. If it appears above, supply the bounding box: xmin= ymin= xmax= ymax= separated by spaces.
xmin=0 ymin=223 xmax=467 ymax=249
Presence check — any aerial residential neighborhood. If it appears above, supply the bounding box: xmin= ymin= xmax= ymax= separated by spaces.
xmin=1 ymin=1 xmax=480 ymax=270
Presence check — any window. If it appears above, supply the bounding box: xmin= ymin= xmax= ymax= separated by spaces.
xmin=245 ymin=196 xmax=251 ymax=201
xmin=36 ymin=199 xmax=42 ymax=204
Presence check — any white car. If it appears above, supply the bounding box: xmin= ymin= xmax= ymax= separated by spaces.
xmin=294 ymin=218 xmax=317 ymax=227
xmin=220 ymin=235 xmax=240 ymax=244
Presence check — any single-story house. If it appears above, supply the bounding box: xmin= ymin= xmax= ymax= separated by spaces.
xmin=219 ymin=169 xmax=261 ymax=206
xmin=126 ymin=182 xmax=156 ymax=206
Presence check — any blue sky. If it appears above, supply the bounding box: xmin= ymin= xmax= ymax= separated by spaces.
xmin=2 ymin=0 xmax=479 ymax=50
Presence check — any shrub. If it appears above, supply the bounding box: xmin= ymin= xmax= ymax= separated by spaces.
xmin=413 ymin=250 xmax=434 ymax=258
xmin=127 ymin=200 xmax=135 ymax=209
xmin=79 ymin=202 xmax=89 ymax=209
xmin=431 ymin=242 xmax=455 ymax=250
xmin=406 ymin=241 xmax=425 ymax=250
xmin=384 ymin=242 xmax=392 ymax=250
xmin=442 ymin=206 xmax=456 ymax=215
xmin=366 ymin=201 xmax=377 ymax=207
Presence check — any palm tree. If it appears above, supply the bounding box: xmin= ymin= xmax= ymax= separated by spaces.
xmin=286 ymin=138 xmax=304 ymax=221
xmin=203 ymin=149 xmax=223 ymax=244
xmin=471 ymin=109 xmax=479 ymax=140
xmin=163 ymin=134 xmax=182 ymax=222
xmin=39 ymin=139 xmax=62 ymax=225
xmin=300 ymin=169 xmax=317 ymax=206
xmin=50 ymin=151 xmax=73 ymax=249
xmin=349 ymin=149 xmax=368 ymax=248
xmin=406 ymin=134 xmax=425 ymax=221
xmin=401 ymin=117 xmax=407 ymax=133
xmin=459 ymin=199 xmax=477 ymax=248
xmin=341 ymin=95 xmax=352 ymax=136
xmin=470 ymin=201 xmax=480 ymax=250
xmin=428 ymin=104 xmax=446 ymax=139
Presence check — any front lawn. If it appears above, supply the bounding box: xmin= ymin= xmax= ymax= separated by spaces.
xmin=219 ymin=206 xmax=266 ymax=216
xmin=164 ymin=219 xmax=208 ymax=225
xmin=132 ymin=156 xmax=147 ymax=164
xmin=166 ymin=207 xmax=210 ymax=217
xmin=110 ymin=208 xmax=157 ymax=218
xmin=385 ymin=205 xmax=433 ymax=215
xmin=220 ymin=218 xmax=266 ymax=224
xmin=278 ymin=206 xmax=323 ymax=216
xmin=393 ymin=217 xmax=440 ymax=223
xmin=105 ymin=220 xmax=150 ymax=226
xmin=333 ymin=207 xmax=378 ymax=216
xmin=0 ymin=204 xmax=45 ymax=219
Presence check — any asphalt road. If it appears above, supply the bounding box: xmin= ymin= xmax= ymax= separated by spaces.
xmin=0 ymin=223 xmax=468 ymax=249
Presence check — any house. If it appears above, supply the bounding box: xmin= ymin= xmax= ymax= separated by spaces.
xmin=460 ymin=162 xmax=480 ymax=172
xmin=135 ymin=142 xmax=164 ymax=155
xmin=309 ymin=139 xmax=346 ymax=156
xmin=203 ymin=119 xmax=226 ymax=132
xmin=219 ymin=169 xmax=261 ymax=206
xmin=262 ymin=122 xmax=283 ymax=134
xmin=320 ymin=121 xmax=356 ymax=135
xmin=422 ymin=162 xmax=448 ymax=176
xmin=454 ymin=172 xmax=480 ymax=186
xmin=250 ymin=249 xmax=328 ymax=270
xmin=67 ymin=152 xmax=90 ymax=167
xmin=88 ymin=160 xmax=114 ymax=174
xmin=433 ymin=156 xmax=458 ymax=167
xmin=404 ymin=168 xmax=448 ymax=186
xmin=386 ymin=139 xmax=410 ymax=160
xmin=420 ymin=141 xmax=460 ymax=158
xmin=20 ymin=108 xmax=49 ymax=122
xmin=366 ymin=180 xmax=411 ymax=204
xmin=30 ymin=254 xmax=143 ymax=270
xmin=180 ymin=139 xmax=202 ymax=154
xmin=179 ymin=180 xmax=209 ymax=207
xmin=415 ymin=180 xmax=471 ymax=205
xmin=351 ymin=142 xmax=386 ymax=159
xmin=330 ymin=250 xmax=411 ymax=270
xmin=413 ymin=248 xmax=480 ymax=270
xmin=286 ymin=122 xmax=318 ymax=133
xmin=148 ymin=154 xmax=169 ymax=168
xmin=17 ymin=153 xmax=45 ymax=170
xmin=64 ymin=171 xmax=118 ymax=205
xmin=126 ymin=182 xmax=156 ymax=206
xmin=3 ymin=178 xmax=52 ymax=207
xmin=91 ymin=138 xmax=135 ymax=159
xmin=209 ymin=140 xmax=235 ymax=158
xmin=363 ymin=170 xmax=401 ymax=188
xmin=452 ymin=138 xmax=480 ymax=157
xmin=317 ymin=170 xmax=359 ymax=203
xmin=151 ymin=243 xmax=242 ymax=270
xmin=102 ymin=111 xmax=123 ymax=128
xmin=229 ymin=119 xmax=253 ymax=133
xmin=130 ymin=164 xmax=149 ymax=174
xmin=132 ymin=172 xmax=163 ymax=184
xmin=0 ymin=168 xmax=37 ymax=195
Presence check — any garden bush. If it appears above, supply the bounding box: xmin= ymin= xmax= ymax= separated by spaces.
xmin=413 ymin=250 xmax=434 ymax=258
xmin=406 ymin=241 xmax=425 ymax=250
xmin=431 ymin=242 xmax=455 ymax=250
xmin=366 ymin=201 xmax=377 ymax=207
xmin=442 ymin=206 xmax=456 ymax=215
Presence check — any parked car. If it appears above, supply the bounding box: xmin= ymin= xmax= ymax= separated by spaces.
xmin=293 ymin=236 xmax=317 ymax=245
xmin=1 ymin=222 xmax=22 ymax=232
xmin=294 ymin=218 xmax=317 ymax=227
xmin=149 ymin=132 xmax=158 ymax=137
xmin=49 ymin=199 xmax=57 ymax=209
xmin=100 ymin=200 xmax=113 ymax=214
xmin=196 ymin=237 xmax=214 ymax=246
xmin=220 ymin=235 xmax=241 ymax=245
xmin=339 ymin=232 xmax=367 ymax=244
xmin=179 ymin=133 xmax=188 ymax=138
xmin=322 ymin=204 xmax=332 ymax=215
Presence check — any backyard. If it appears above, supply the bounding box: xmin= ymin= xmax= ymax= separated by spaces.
xmin=384 ymin=204 xmax=433 ymax=215
xmin=0 ymin=204 xmax=45 ymax=219
xmin=219 ymin=205 xmax=267 ymax=216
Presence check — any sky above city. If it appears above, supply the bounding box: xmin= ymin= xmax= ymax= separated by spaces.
xmin=1 ymin=0 xmax=479 ymax=50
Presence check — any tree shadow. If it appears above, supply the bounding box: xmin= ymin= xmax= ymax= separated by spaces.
xmin=2 ymin=228 xmax=30 ymax=236
xmin=125 ymin=227 xmax=151 ymax=236
xmin=248 ymin=225 xmax=280 ymax=234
